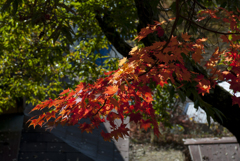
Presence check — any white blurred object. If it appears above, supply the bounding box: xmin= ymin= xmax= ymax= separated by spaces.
xmin=184 ymin=81 xmax=240 ymax=124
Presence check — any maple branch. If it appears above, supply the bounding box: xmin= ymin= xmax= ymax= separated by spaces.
xmin=92 ymin=99 xmax=107 ymax=117
xmin=138 ymin=60 xmax=160 ymax=78
xmin=159 ymin=12 xmax=170 ymax=23
xmin=186 ymin=0 xmax=196 ymax=32
xmin=161 ymin=0 xmax=180 ymax=52
xmin=230 ymin=69 xmax=238 ymax=77
xmin=134 ymin=0 xmax=167 ymax=45
xmin=179 ymin=14 xmax=240 ymax=35
xmin=192 ymin=0 xmax=207 ymax=9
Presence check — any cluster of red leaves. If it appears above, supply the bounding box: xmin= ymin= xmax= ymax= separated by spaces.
xmin=222 ymin=51 xmax=240 ymax=106
xmin=129 ymin=107 xmax=194 ymax=143
xmin=29 ymin=8 xmax=240 ymax=142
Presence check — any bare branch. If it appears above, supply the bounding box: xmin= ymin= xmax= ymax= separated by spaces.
xmin=93 ymin=99 xmax=107 ymax=117
xmin=192 ymin=0 xmax=207 ymax=9
xmin=95 ymin=10 xmax=132 ymax=58
xmin=179 ymin=14 xmax=240 ymax=35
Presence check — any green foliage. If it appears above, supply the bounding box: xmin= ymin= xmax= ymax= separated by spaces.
xmin=0 ymin=0 xmax=137 ymax=110
xmin=151 ymin=83 xmax=179 ymax=128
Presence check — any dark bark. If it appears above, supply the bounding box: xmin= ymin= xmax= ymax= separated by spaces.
xmin=95 ymin=10 xmax=132 ymax=58
xmin=196 ymin=85 xmax=240 ymax=143
xmin=134 ymin=0 xmax=168 ymax=45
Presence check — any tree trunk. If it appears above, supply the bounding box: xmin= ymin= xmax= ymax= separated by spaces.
xmin=189 ymin=85 xmax=240 ymax=143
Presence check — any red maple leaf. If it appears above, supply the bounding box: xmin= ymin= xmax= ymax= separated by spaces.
xmin=101 ymin=130 xmax=112 ymax=142
xmin=154 ymin=127 xmax=161 ymax=137
xmin=79 ymin=122 xmax=93 ymax=133
xmin=129 ymin=113 xmax=142 ymax=124
xmin=107 ymin=112 xmax=120 ymax=128
xmin=157 ymin=26 xmax=164 ymax=37
xmin=118 ymin=123 xmax=130 ymax=137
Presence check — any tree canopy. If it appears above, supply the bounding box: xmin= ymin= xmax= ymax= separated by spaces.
xmin=0 ymin=0 xmax=126 ymax=110
xmin=3 ymin=0 xmax=240 ymax=143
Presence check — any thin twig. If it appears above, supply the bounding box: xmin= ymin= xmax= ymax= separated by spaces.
xmin=179 ymin=15 xmax=240 ymax=35
xmin=192 ymin=0 xmax=207 ymax=9
xmin=93 ymin=99 xmax=107 ymax=117
xmin=136 ymin=0 xmax=181 ymax=78
xmin=158 ymin=12 xmax=170 ymax=23
xmin=161 ymin=0 xmax=180 ymax=52
xmin=187 ymin=0 xmax=196 ymax=32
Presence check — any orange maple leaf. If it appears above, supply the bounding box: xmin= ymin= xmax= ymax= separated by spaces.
xmin=45 ymin=111 xmax=56 ymax=122
xmin=134 ymin=27 xmax=154 ymax=41
xmin=192 ymin=49 xmax=203 ymax=62
xmin=141 ymin=120 xmax=151 ymax=131
xmin=197 ymin=38 xmax=207 ymax=43
xmin=119 ymin=57 xmax=127 ymax=66
xmin=104 ymin=85 xmax=118 ymax=95
xmin=75 ymin=83 xmax=84 ymax=93
xmin=197 ymin=82 xmax=211 ymax=96
xmin=182 ymin=33 xmax=191 ymax=41
xmin=59 ymin=88 xmax=70 ymax=96
xmin=28 ymin=119 xmax=38 ymax=129
xmin=144 ymin=92 xmax=153 ymax=103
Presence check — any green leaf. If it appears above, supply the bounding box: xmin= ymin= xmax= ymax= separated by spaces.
xmin=206 ymin=114 xmax=211 ymax=126
xmin=57 ymin=3 xmax=76 ymax=15
xmin=177 ymin=17 xmax=184 ymax=26
xmin=169 ymin=86 xmax=175 ymax=100
xmin=177 ymin=89 xmax=186 ymax=103
xmin=194 ymin=99 xmax=199 ymax=110
xmin=62 ymin=26 xmax=73 ymax=44
xmin=46 ymin=24 xmax=62 ymax=43
xmin=54 ymin=0 xmax=59 ymax=6
xmin=70 ymin=2 xmax=81 ymax=6
xmin=215 ymin=108 xmax=224 ymax=123
xmin=31 ymin=13 xmax=43 ymax=26
xmin=186 ymin=88 xmax=192 ymax=97
xmin=1 ymin=0 xmax=13 ymax=12
xmin=53 ymin=31 xmax=61 ymax=44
